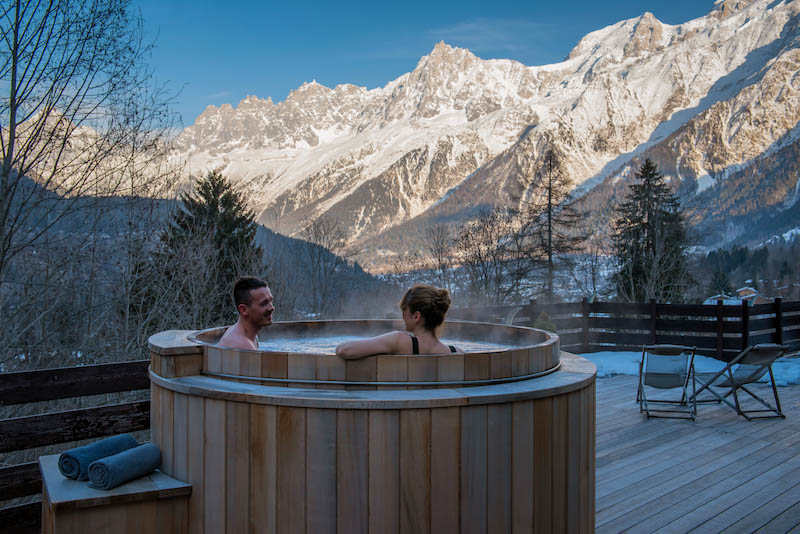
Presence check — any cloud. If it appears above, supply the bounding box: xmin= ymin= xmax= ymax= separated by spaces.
xmin=200 ymin=90 xmax=232 ymax=100
xmin=339 ymin=17 xmax=564 ymax=72
xmin=425 ymin=18 xmax=559 ymax=59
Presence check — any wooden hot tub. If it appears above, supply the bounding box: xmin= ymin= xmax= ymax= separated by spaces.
xmin=148 ymin=320 xmax=596 ymax=533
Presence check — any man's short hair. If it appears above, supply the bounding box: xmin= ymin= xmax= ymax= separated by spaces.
xmin=233 ymin=276 xmax=268 ymax=307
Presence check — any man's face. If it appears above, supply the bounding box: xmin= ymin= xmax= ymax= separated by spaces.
xmin=241 ymin=286 xmax=275 ymax=328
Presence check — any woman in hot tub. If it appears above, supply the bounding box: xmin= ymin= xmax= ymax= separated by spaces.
xmin=335 ymin=283 xmax=462 ymax=358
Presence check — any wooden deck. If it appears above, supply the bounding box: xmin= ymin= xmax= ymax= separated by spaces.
xmin=595 ymin=375 xmax=800 ymax=533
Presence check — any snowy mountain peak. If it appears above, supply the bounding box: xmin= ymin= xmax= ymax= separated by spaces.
xmin=238 ymin=94 xmax=273 ymax=110
xmin=421 ymin=41 xmax=477 ymax=64
xmin=713 ymin=0 xmax=758 ymax=19
xmin=623 ymin=12 xmax=666 ymax=58
xmin=285 ymin=80 xmax=335 ymax=104
xmin=171 ymin=0 xmax=800 ymax=269
xmin=566 ymin=11 xmax=673 ymax=63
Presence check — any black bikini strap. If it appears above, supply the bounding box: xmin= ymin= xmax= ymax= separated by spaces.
xmin=449 ymin=345 xmax=457 ymax=353
xmin=411 ymin=335 xmax=419 ymax=354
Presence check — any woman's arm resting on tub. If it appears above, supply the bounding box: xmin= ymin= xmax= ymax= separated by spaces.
xmin=335 ymin=331 xmax=408 ymax=359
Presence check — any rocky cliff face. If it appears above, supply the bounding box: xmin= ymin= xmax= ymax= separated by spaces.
xmin=172 ymin=0 xmax=800 ymax=269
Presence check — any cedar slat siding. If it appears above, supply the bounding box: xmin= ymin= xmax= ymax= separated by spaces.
xmin=249 ymin=404 xmax=277 ymax=534
xmin=196 ymin=321 xmax=559 ymax=388
xmin=430 ymin=407 xmax=460 ymax=532
xmin=148 ymin=354 xmax=596 ymax=533
xmin=1 ymin=323 xmax=558 ymax=528
xmin=369 ymin=410 xmax=400 ymax=534
xmin=306 ymin=408 xmax=337 ymax=534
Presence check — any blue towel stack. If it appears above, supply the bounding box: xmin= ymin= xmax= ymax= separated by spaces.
xmin=58 ymin=434 xmax=139 ymax=481
xmin=88 ymin=443 xmax=162 ymax=490
xmin=58 ymin=434 xmax=163 ymax=490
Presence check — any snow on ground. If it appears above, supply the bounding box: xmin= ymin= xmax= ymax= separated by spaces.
xmin=579 ymin=351 xmax=800 ymax=386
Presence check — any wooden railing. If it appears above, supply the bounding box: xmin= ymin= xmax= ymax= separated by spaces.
xmin=450 ymin=298 xmax=800 ymax=361
xmin=0 ymin=360 xmax=151 ymax=534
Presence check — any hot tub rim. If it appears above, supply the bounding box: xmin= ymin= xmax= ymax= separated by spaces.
xmin=186 ymin=319 xmax=559 ymax=354
xmin=148 ymin=351 xmax=595 ymax=410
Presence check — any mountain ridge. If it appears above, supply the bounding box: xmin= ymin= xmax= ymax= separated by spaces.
xmin=171 ymin=0 xmax=800 ymax=269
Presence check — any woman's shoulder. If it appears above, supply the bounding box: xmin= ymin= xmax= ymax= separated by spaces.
xmin=385 ymin=330 xmax=411 ymax=341
xmin=377 ymin=331 xmax=416 ymax=355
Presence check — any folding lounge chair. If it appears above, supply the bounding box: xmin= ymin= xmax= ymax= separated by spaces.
xmin=692 ymin=344 xmax=788 ymax=421
xmin=637 ymin=344 xmax=697 ymax=420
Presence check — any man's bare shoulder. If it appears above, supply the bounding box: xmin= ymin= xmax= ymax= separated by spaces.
xmin=218 ymin=326 xmax=257 ymax=350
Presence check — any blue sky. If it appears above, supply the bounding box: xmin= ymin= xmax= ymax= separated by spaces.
xmin=134 ymin=1 xmax=716 ymax=126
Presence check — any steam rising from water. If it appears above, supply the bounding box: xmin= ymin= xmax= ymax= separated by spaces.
xmin=258 ymin=335 xmax=520 ymax=354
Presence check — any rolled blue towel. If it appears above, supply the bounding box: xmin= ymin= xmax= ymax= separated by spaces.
xmin=88 ymin=442 xmax=162 ymax=490
xmin=58 ymin=434 xmax=139 ymax=480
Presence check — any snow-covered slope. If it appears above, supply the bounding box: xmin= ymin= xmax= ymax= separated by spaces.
xmin=172 ymin=0 xmax=800 ymax=266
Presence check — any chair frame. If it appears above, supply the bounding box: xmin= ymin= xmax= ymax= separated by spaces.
xmin=637 ymin=344 xmax=697 ymax=420
xmin=691 ymin=344 xmax=788 ymax=421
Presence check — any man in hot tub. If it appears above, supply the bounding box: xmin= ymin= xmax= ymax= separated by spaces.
xmin=218 ymin=276 xmax=275 ymax=350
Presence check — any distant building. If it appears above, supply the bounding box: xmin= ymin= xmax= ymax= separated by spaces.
xmin=704 ymin=287 xmax=773 ymax=306
xmin=736 ymin=287 xmax=758 ymax=298
xmin=704 ymin=293 xmax=737 ymax=305
xmin=736 ymin=287 xmax=772 ymax=305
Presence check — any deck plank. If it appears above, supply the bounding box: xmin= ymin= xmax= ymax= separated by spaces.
xmin=596 ymin=428 xmax=793 ymax=522
xmin=595 ymin=375 xmax=800 ymax=534
xmin=755 ymin=498 xmax=800 ymax=533
xmin=720 ymin=478 xmax=800 ymax=533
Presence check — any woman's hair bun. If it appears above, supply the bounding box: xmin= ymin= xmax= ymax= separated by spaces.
xmin=400 ymin=284 xmax=452 ymax=330
xmin=434 ymin=288 xmax=451 ymax=312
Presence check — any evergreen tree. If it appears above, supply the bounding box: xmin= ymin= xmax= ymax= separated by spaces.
xmin=131 ymin=170 xmax=264 ymax=330
xmin=779 ymin=259 xmax=794 ymax=281
xmin=709 ymin=268 xmax=733 ymax=297
xmin=516 ymin=146 xmax=585 ymax=301
xmin=164 ymin=169 xmax=263 ymax=283
xmin=533 ymin=311 xmax=557 ymax=333
xmin=612 ymin=159 xmax=691 ymax=302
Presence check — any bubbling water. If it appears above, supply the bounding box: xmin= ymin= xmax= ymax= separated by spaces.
xmin=257 ymin=335 xmax=520 ymax=354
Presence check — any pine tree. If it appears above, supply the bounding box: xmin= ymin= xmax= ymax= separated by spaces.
xmin=164 ymin=169 xmax=263 ymax=282
xmin=612 ymin=159 xmax=691 ymax=302
xmin=709 ymin=268 xmax=733 ymax=297
xmin=131 ymin=170 xmax=264 ymax=330
xmin=517 ymin=146 xmax=585 ymax=301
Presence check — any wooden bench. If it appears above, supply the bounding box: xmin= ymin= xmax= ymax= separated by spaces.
xmin=39 ymin=454 xmax=191 ymax=533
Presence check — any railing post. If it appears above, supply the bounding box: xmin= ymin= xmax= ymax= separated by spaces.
xmin=716 ymin=299 xmax=724 ymax=360
xmin=581 ymin=297 xmax=589 ymax=353
xmin=742 ymin=300 xmax=750 ymax=351
xmin=528 ymin=299 xmax=537 ymax=328
xmin=775 ymin=297 xmax=783 ymax=345
xmin=649 ymin=299 xmax=657 ymax=345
